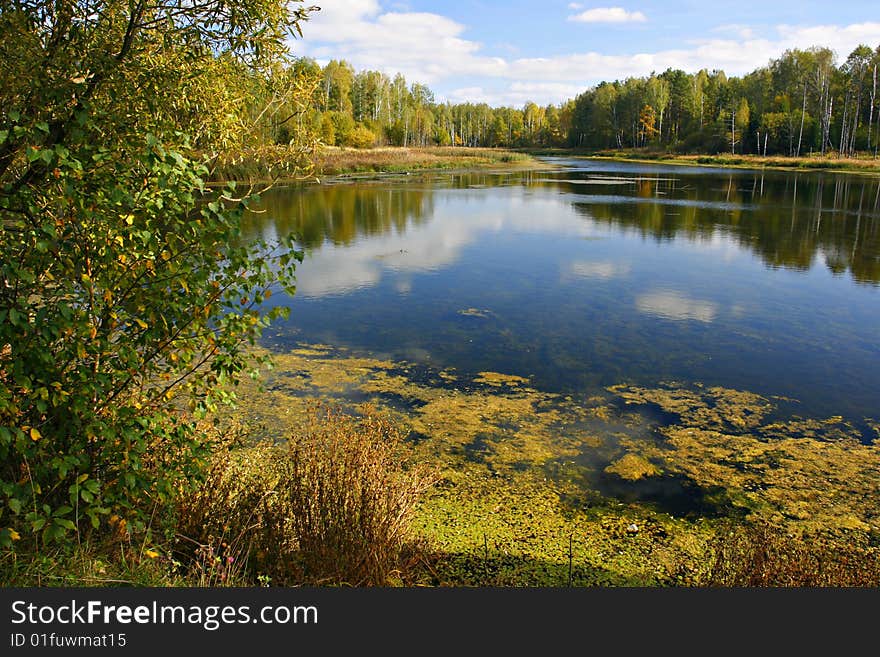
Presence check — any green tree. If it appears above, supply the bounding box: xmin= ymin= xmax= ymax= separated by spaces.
xmin=735 ymin=98 xmax=751 ymax=153
xmin=320 ymin=113 xmax=337 ymax=146
xmin=322 ymin=60 xmax=354 ymax=114
xmin=645 ymin=76 xmax=670 ymax=141
xmin=331 ymin=111 xmax=356 ymax=146
xmin=0 ymin=0 xmax=315 ymax=545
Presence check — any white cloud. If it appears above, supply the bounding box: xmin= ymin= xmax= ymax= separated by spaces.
xmin=447 ymin=82 xmax=585 ymax=107
xmin=568 ymin=7 xmax=647 ymax=24
xmin=568 ymin=2 xmax=584 ymax=8
xmin=295 ymin=6 xmax=880 ymax=106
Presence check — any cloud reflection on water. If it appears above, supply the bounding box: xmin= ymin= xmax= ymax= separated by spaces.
xmin=294 ymin=194 xmax=598 ymax=297
xmin=635 ymin=290 xmax=719 ymax=323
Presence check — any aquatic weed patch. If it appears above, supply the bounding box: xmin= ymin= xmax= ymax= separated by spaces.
xmin=606 ymin=383 xmax=880 ymax=533
xmin=228 ymin=344 xmax=880 ymax=584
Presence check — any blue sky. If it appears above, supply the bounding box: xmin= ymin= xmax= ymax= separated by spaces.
xmin=294 ymin=1 xmax=880 ymax=106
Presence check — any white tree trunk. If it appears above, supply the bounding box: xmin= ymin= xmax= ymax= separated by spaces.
xmin=796 ymin=82 xmax=807 ymax=157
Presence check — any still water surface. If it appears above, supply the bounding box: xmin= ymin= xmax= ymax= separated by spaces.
xmin=245 ymin=158 xmax=880 ymax=432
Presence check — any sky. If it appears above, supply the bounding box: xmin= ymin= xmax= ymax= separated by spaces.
xmin=293 ymin=1 xmax=880 ymax=107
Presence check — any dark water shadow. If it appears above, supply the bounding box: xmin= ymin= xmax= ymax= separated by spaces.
xmin=593 ymin=472 xmax=749 ymax=520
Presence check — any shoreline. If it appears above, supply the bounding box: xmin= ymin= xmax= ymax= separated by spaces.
xmin=523 ymin=148 xmax=880 ymax=176
xmin=208 ymin=147 xmax=880 ymax=187
xmin=208 ymin=146 xmax=550 ymax=187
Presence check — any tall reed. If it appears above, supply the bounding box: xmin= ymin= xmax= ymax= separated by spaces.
xmin=174 ymin=404 xmax=437 ymax=586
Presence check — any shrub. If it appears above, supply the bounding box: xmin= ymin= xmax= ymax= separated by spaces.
xmin=174 ymin=405 xmax=437 ymax=586
xmin=348 ymin=125 xmax=377 ymax=149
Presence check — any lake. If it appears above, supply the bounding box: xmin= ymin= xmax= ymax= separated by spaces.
xmin=246 ymin=158 xmax=879 ymax=428
xmin=238 ymin=158 xmax=880 ymax=524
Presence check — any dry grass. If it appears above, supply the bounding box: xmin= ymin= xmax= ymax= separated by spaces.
xmin=174 ymin=404 xmax=438 ymax=586
xmin=576 ymin=149 xmax=880 ymax=173
xmin=701 ymin=522 xmax=880 ymax=587
xmin=205 ymin=145 xmax=534 ymax=183
xmin=685 ymin=153 xmax=880 ymax=172
xmin=315 ymin=146 xmax=533 ymax=176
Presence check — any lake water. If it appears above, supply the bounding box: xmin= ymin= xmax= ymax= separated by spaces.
xmin=245 ymin=158 xmax=880 ymax=439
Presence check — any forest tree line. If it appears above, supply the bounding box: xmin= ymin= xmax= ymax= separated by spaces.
xmin=272 ymin=45 xmax=880 ymax=157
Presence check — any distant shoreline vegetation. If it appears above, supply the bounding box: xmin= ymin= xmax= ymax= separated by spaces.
xmin=283 ymin=46 xmax=880 ymax=161
xmin=209 ymin=146 xmax=880 ymax=186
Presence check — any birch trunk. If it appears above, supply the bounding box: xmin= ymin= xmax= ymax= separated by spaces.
xmin=796 ymin=82 xmax=806 ymax=157
xmin=868 ymin=65 xmax=876 ymax=156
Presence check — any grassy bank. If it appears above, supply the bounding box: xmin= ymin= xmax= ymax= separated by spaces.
xmin=524 ymin=147 xmax=880 ymax=175
xmin=210 ymin=146 xmax=541 ymax=183
xmin=212 ymin=145 xmax=880 ymax=184
xmin=315 ymin=146 xmax=537 ymax=177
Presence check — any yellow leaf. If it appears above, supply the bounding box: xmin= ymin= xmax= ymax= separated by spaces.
xmin=134 ymin=318 xmax=148 ymax=329
xmin=144 ymin=549 xmax=159 ymax=559
xmin=89 ymin=325 xmax=97 ymax=339
xmin=30 ymin=427 xmax=41 ymax=441
xmin=8 ymin=528 xmax=20 ymax=541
